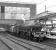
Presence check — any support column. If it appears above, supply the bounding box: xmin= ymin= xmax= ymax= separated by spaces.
xmin=1 ymin=6 xmax=5 ymax=19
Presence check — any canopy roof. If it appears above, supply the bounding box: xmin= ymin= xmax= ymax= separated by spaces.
xmin=31 ymin=11 xmax=56 ymax=21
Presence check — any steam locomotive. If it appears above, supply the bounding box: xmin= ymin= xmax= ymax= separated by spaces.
xmin=8 ymin=20 xmax=46 ymax=42
xmin=8 ymin=19 xmax=56 ymax=41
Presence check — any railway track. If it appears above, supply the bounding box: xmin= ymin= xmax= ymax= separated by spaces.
xmin=5 ymin=37 xmax=32 ymax=50
xmin=0 ymin=39 xmax=11 ymax=50
xmin=0 ymin=36 xmax=31 ymax=50
xmin=7 ymin=34 xmax=56 ymax=49
xmin=41 ymin=39 xmax=56 ymax=48
xmin=0 ymin=33 xmax=44 ymax=50
xmin=6 ymin=35 xmax=43 ymax=50
xmin=1 ymin=33 xmax=56 ymax=50
xmin=7 ymin=34 xmax=46 ymax=49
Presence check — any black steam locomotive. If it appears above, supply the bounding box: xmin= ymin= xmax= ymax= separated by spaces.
xmin=8 ymin=20 xmax=46 ymax=42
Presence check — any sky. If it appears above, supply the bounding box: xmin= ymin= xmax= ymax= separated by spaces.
xmin=0 ymin=0 xmax=56 ymax=14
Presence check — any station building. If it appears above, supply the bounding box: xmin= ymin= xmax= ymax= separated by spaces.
xmin=0 ymin=2 xmax=36 ymax=20
xmin=0 ymin=2 xmax=36 ymax=28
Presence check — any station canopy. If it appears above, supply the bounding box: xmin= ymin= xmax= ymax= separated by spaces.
xmin=31 ymin=11 xmax=56 ymax=21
